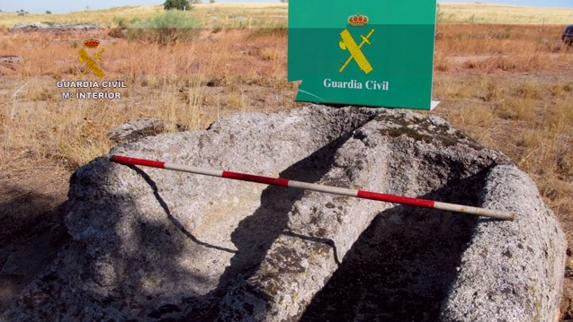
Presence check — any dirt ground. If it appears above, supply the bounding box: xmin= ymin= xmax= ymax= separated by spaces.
xmin=0 ymin=24 xmax=572 ymax=318
xmin=0 ymin=159 xmax=69 ymax=311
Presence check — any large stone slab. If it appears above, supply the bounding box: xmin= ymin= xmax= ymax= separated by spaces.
xmin=2 ymin=106 xmax=566 ymax=322
xmin=2 ymin=106 xmax=378 ymax=321
xmin=217 ymin=110 xmax=566 ymax=322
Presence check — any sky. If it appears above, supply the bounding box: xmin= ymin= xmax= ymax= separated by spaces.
xmin=0 ymin=0 xmax=572 ymax=14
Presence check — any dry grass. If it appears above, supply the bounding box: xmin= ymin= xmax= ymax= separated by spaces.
xmin=0 ymin=6 xmax=165 ymax=28
xmin=1 ymin=3 xmax=573 ymax=29
xmin=0 ymin=28 xmax=291 ymax=167
xmin=438 ymin=4 xmax=573 ymax=25
xmin=0 ymin=4 xmax=288 ymax=29
xmin=436 ymin=24 xmax=573 ymax=73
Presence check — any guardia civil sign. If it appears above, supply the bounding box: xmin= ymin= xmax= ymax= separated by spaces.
xmin=288 ymin=1 xmax=439 ymax=110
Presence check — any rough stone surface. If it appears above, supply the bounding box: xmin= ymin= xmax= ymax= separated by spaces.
xmin=2 ymin=106 xmax=566 ymax=322
xmin=0 ymin=55 xmax=23 ymax=65
xmin=2 ymin=106 xmax=378 ymax=321
xmin=439 ymin=165 xmax=566 ymax=322
xmin=11 ymin=23 xmax=99 ymax=32
xmin=107 ymin=118 xmax=166 ymax=145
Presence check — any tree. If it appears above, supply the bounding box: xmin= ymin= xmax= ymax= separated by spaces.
xmin=46 ymin=10 xmax=52 ymax=14
xmin=163 ymin=0 xmax=192 ymax=11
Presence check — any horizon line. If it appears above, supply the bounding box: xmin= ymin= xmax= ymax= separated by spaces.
xmin=1 ymin=1 xmax=572 ymax=14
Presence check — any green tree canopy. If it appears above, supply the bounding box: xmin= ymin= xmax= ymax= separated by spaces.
xmin=163 ymin=0 xmax=192 ymax=11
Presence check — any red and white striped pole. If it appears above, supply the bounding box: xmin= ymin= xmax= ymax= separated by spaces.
xmin=110 ymin=155 xmax=515 ymax=221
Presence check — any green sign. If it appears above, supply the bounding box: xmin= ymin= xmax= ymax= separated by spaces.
xmin=288 ymin=1 xmax=439 ymax=110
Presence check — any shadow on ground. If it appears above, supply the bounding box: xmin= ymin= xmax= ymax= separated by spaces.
xmin=0 ymin=187 xmax=69 ymax=312
xmin=300 ymin=171 xmax=490 ymax=322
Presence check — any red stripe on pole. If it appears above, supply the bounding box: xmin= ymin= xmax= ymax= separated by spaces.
xmin=357 ymin=191 xmax=435 ymax=209
xmin=108 ymin=155 xmax=514 ymax=220
xmin=111 ymin=155 xmax=165 ymax=169
xmin=222 ymin=171 xmax=289 ymax=187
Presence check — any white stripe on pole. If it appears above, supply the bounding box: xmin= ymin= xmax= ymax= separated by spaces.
xmin=288 ymin=180 xmax=359 ymax=197
xmin=434 ymin=201 xmax=513 ymax=220
xmin=165 ymin=162 xmax=224 ymax=177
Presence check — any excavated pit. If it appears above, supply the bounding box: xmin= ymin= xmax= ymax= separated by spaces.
xmin=1 ymin=106 xmax=566 ymax=322
xmin=301 ymin=173 xmax=485 ymax=321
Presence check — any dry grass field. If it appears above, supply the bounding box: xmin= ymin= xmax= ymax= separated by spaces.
xmin=0 ymin=2 xmax=573 ymax=318
xmin=0 ymin=4 xmax=288 ymax=29
xmin=438 ymin=3 xmax=573 ymax=24
xmin=1 ymin=3 xmax=573 ymax=28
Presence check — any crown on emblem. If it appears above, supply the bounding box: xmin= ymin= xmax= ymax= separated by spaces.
xmin=348 ymin=15 xmax=369 ymax=27
xmin=83 ymin=39 xmax=100 ymax=48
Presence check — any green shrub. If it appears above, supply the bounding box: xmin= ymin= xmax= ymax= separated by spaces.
xmin=129 ymin=10 xmax=199 ymax=45
xmin=163 ymin=0 xmax=191 ymax=11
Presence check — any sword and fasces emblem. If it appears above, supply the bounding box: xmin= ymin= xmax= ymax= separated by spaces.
xmin=339 ymin=29 xmax=375 ymax=74
xmin=79 ymin=39 xmax=105 ymax=79
xmin=339 ymin=15 xmax=375 ymax=75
